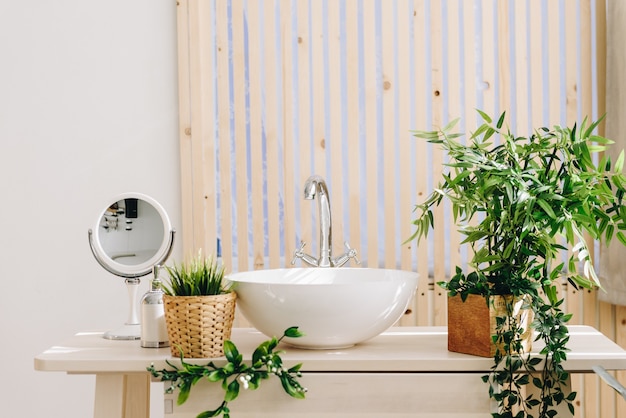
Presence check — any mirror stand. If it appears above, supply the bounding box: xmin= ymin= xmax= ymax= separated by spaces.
xmin=103 ymin=278 xmax=141 ymax=340
xmin=88 ymin=193 xmax=175 ymax=341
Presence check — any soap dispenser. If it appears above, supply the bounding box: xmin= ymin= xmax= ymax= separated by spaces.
xmin=140 ymin=265 xmax=169 ymax=348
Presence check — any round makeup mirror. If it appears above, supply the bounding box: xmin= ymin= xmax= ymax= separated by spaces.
xmin=88 ymin=192 xmax=175 ymax=340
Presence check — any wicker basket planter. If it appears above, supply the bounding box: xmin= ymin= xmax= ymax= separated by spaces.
xmin=163 ymin=292 xmax=237 ymax=358
xmin=447 ymin=293 xmax=533 ymax=358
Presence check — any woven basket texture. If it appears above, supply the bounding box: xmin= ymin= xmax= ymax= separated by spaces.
xmin=163 ymin=292 xmax=237 ymax=358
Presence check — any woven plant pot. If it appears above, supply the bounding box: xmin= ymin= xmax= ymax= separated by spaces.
xmin=447 ymin=293 xmax=533 ymax=357
xmin=163 ymin=292 xmax=237 ymax=358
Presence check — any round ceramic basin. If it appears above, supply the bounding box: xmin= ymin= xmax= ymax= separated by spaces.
xmin=226 ymin=267 xmax=419 ymax=349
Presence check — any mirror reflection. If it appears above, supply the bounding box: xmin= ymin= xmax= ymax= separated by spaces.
xmin=97 ymin=198 xmax=164 ymax=267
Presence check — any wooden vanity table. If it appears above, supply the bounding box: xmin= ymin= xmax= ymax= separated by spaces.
xmin=35 ymin=326 xmax=626 ymax=417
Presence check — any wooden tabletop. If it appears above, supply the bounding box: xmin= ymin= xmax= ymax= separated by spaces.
xmin=34 ymin=326 xmax=626 ymax=374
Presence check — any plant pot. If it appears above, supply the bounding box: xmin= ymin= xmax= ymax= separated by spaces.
xmin=447 ymin=294 xmax=533 ymax=357
xmin=163 ymin=292 xmax=237 ymax=358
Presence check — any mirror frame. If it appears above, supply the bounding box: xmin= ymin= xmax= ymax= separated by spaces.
xmin=88 ymin=192 xmax=175 ymax=278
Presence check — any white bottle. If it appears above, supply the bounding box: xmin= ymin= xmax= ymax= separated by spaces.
xmin=140 ymin=266 xmax=169 ymax=348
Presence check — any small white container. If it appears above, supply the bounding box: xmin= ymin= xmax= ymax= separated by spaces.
xmin=140 ymin=267 xmax=169 ymax=348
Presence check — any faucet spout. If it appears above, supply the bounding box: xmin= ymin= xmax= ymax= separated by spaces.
xmin=303 ymin=175 xmax=333 ymax=267
xmin=290 ymin=175 xmax=359 ymax=268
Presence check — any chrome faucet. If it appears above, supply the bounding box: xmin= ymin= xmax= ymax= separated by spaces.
xmin=291 ymin=175 xmax=359 ymax=267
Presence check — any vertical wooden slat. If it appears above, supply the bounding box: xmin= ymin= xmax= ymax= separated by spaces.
xmin=463 ymin=1 xmax=477 ymax=137
xmin=310 ymin=0 xmax=331 ymax=257
xmin=529 ymin=0 xmax=543 ymax=127
xmin=595 ymin=32 xmax=609 ymax=407
xmin=297 ymin=0 xmax=313 ymax=255
xmin=580 ymin=0 xmax=593 ymax=121
xmin=264 ymin=0 xmax=281 ymax=269
xmin=311 ymin=0 xmax=326 ymax=179
xmin=397 ymin=1 xmax=412 ymax=272
xmin=430 ymin=0 xmax=446 ymax=326
xmin=215 ymin=0 xmax=234 ymax=272
xmin=496 ymin=0 xmax=511 ymax=117
xmin=567 ymin=278 xmax=583 ymax=322
xmin=176 ymin=0 xmax=194 ymax=256
xmin=447 ymin=0 xmax=462 ymax=273
xmin=345 ymin=0 xmax=361 ymax=266
xmin=232 ymin=0 xmax=249 ymax=272
xmin=188 ymin=0 xmax=217 ymax=254
xmin=565 ymin=2 xmax=578 ymax=126
xmin=363 ymin=0 xmax=379 ymax=268
xmin=596 ymin=0 xmax=607 ymax=130
xmin=247 ymin=0 xmax=265 ymax=271
xmin=481 ymin=0 xmax=495 ymax=114
xmin=382 ymin=1 xmax=396 ymax=269
xmin=617 ymin=307 xmax=626 ymax=417
xmin=580 ymin=2 xmax=599 ymax=415
xmin=599 ymin=301 xmax=617 ymax=417
xmin=576 ymin=24 xmax=596 ymax=394
xmin=413 ymin=0 xmax=430 ymax=326
xmin=188 ymin=0 xmax=204 ymax=253
xmin=547 ymin=0 xmax=561 ymax=124
xmin=558 ymin=0 xmax=583 ymax=383
xmin=398 ymin=1 xmax=414 ymax=325
xmin=581 ymin=175 xmax=599 ymax=400
xmin=281 ymin=1 xmax=297 ymax=267
xmin=460 ymin=0 xmax=478 ymax=334
xmin=583 ymin=291 xmax=600 ymax=418
xmin=563 ymin=1 xmax=578 ymax=320
xmin=567 ymin=284 xmax=584 ymax=416
xmin=327 ymin=0 xmax=345 ymax=257
xmin=514 ymin=0 xmax=529 ymax=136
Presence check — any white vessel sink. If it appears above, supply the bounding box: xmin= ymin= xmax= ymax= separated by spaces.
xmin=226 ymin=267 xmax=419 ymax=349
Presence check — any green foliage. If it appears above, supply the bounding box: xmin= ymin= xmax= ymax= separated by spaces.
xmin=148 ymin=327 xmax=306 ymax=418
xmin=162 ymin=251 xmax=229 ymax=296
xmin=412 ymin=112 xmax=626 ymax=297
xmin=411 ymin=111 xmax=626 ymax=418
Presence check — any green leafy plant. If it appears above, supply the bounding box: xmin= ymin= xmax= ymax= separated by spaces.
xmin=410 ymin=111 xmax=626 ymax=418
xmin=163 ymin=251 xmax=229 ymax=296
xmin=148 ymin=327 xmax=307 ymax=418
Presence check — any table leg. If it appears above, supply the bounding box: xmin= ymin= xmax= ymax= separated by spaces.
xmin=94 ymin=373 xmax=150 ymax=418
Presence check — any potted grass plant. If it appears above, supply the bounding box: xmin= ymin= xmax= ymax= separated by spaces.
xmin=162 ymin=251 xmax=237 ymax=358
xmin=409 ymin=111 xmax=626 ymax=417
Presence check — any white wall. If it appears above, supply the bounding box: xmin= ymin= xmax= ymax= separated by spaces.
xmin=0 ymin=1 xmax=180 ymax=416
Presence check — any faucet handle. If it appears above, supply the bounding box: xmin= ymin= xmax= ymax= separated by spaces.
xmin=330 ymin=241 xmax=360 ymax=268
xmin=290 ymin=241 xmax=307 ymax=265
xmin=343 ymin=241 xmax=360 ymax=265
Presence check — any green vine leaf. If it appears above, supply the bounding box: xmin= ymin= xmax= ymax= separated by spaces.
xmin=223 ymin=341 xmax=241 ymax=366
xmin=147 ymin=327 xmax=307 ymax=417
xmin=177 ymin=380 xmax=192 ymax=405
xmin=224 ymin=379 xmax=240 ymax=402
xmin=284 ymin=326 xmax=305 ymax=338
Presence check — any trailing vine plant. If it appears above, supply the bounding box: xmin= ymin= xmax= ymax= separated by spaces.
xmin=410 ymin=111 xmax=626 ymax=417
xmin=148 ymin=327 xmax=307 ymax=418
xmin=485 ymin=289 xmax=576 ymax=417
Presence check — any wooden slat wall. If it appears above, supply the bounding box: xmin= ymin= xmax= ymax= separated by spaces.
xmin=175 ymin=1 xmax=624 ymax=416
xmin=604 ymin=1 xmax=625 ymax=417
